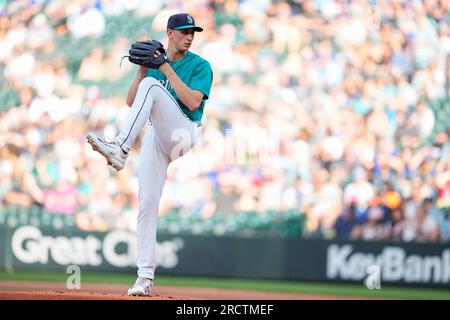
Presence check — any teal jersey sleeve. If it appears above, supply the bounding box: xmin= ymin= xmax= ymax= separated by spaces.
xmin=190 ymin=60 xmax=213 ymax=100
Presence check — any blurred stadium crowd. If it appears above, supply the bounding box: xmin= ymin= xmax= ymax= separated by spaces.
xmin=0 ymin=0 xmax=450 ymax=242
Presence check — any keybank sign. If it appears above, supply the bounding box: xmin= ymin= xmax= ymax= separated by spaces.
xmin=11 ymin=226 xmax=183 ymax=269
xmin=327 ymin=244 xmax=450 ymax=284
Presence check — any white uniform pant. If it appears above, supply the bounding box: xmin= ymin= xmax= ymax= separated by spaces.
xmin=116 ymin=77 xmax=200 ymax=279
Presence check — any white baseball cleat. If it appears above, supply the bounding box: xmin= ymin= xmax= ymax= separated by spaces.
xmin=86 ymin=133 xmax=127 ymax=171
xmin=127 ymin=277 xmax=153 ymax=296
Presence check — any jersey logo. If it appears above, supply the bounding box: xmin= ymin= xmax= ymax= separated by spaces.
xmin=159 ymin=79 xmax=172 ymax=91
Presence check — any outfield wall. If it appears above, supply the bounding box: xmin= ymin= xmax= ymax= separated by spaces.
xmin=1 ymin=225 xmax=449 ymax=288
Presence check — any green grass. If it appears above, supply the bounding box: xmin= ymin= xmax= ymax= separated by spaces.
xmin=1 ymin=270 xmax=449 ymax=299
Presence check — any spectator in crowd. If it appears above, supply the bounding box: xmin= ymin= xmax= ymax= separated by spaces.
xmin=333 ymin=203 xmax=361 ymax=240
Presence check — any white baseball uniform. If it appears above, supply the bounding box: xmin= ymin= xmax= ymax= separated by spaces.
xmin=116 ymin=77 xmax=201 ymax=279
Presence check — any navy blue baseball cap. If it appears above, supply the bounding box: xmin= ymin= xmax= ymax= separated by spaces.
xmin=167 ymin=13 xmax=203 ymax=32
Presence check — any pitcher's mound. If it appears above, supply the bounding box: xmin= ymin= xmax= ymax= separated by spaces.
xmin=0 ymin=291 xmax=197 ymax=300
xmin=0 ymin=280 xmax=363 ymax=300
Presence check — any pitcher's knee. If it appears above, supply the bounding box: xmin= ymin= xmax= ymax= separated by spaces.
xmin=139 ymin=77 xmax=162 ymax=90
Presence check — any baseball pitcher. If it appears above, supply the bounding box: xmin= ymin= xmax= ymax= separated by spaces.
xmin=87 ymin=13 xmax=213 ymax=296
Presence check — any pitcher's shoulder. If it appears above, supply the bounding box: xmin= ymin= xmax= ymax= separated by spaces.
xmin=189 ymin=51 xmax=211 ymax=67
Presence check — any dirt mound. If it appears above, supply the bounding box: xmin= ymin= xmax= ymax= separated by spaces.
xmin=0 ymin=291 xmax=195 ymax=300
xmin=0 ymin=280 xmax=363 ymax=300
